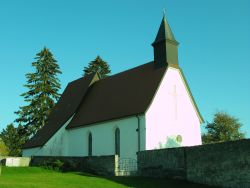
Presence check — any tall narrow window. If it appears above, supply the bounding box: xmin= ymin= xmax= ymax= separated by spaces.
xmin=115 ymin=128 xmax=120 ymax=156
xmin=88 ymin=132 xmax=92 ymax=156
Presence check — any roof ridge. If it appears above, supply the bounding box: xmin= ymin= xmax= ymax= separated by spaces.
xmin=110 ymin=61 xmax=154 ymax=76
xmin=70 ymin=62 xmax=156 ymax=85
xmin=68 ymin=72 xmax=96 ymax=85
xmin=93 ymin=61 xmax=156 ymax=84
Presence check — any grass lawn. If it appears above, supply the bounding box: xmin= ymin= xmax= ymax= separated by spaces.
xmin=0 ymin=167 xmax=215 ymax=188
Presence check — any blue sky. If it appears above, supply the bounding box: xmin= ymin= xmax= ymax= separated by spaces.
xmin=0 ymin=0 xmax=249 ymax=137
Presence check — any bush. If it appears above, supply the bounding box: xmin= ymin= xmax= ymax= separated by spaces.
xmin=53 ymin=160 xmax=64 ymax=171
xmin=41 ymin=159 xmax=64 ymax=172
xmin=0 ymin=159 xmax=6 ymax=166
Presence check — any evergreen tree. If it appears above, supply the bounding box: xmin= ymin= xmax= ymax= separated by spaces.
xmin=202 ymin=112 xmax=245 ymax=144
xmin=83 ymin=55 xmax=111 ymax=78
xmin=15 ymin=47 xmax=62 ymax=136
xmin=0 ymin=124 xmax=26 ymax=156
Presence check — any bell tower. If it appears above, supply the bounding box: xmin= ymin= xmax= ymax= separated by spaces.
xmin=152 ymin=15 xmax=179 ymax=68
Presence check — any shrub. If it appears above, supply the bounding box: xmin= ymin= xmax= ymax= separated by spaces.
xmin=41 ymin=159 xmax=64 ymax=172
xmin=53 ymin=160 xmax=64 ymax=171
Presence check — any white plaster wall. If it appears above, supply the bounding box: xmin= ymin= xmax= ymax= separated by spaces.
xmin=23 ymin=115 xmax=145 ymax=160
xmin=22 ymin=147 xmax=40 ymax=157
xmin=22 ymin=117 xmax=73 ymax=157
xmin=145 ymin=67 xmax=202 ymax=150
xmin=5 ymin=157 xmax=31 ymax=167
xmin=67 ymin=115 xmax=145 ymax=160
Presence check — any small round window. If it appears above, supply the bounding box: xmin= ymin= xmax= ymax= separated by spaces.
xmin=176 ymin=135 xmax=182 ymax=143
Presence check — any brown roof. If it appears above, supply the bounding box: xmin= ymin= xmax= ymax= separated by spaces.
xmin=22 ymin=73 xmax=98 ymax=149
xmin=67 ymin=62 xmax=167 ymax=129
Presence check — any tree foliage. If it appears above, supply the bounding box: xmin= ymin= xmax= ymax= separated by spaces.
xmin=83 ymin=56 xmax=111 ymax=78
xmin=0 ymin=138 xmax=9 ymax=156
xmin=0 ymin=124 xmax=27 ymax=156
xmin=15 ymin=47 xmax=62 ymax=136
xmin=202 ymin=112 xmax=245 ymax=144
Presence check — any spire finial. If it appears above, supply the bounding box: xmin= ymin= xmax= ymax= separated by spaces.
xmin=163 ymin=8 xmax=166 ymax=18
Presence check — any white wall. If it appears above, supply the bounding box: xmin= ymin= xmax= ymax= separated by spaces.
xmin=22 ymin=116 xmax=73 ymax=157
xmin=22 ymin=147 xmax=40 ymax=157
xmin=145 ymin=67 xmax=202 ymax=150
xmin=5 ymin=157 xmax=31 ymax=167
xmin=67 ymin=115 xmax=145 ymax=160
xmin=23 ymin=115 xmax=145 ymax=161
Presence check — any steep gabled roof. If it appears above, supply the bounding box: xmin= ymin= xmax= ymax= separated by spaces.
xmin=66 ymin=62 xmax=167 ymax=129
xmin=22 ymin=72 xmax=99 ymax=149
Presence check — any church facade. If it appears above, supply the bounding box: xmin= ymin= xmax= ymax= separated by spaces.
xmin=22 ymin=16 xmax=203 ymax=160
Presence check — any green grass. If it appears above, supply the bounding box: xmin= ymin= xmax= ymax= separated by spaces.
xmin=0 ymin=167 xmax=215 ymax=188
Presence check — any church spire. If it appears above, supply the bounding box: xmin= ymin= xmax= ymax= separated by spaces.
xmin=152 ymin=14 xmax=179 ymax=68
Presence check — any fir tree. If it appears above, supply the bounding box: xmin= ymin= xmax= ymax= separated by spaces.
xmin=83 ymin=55 xmax=111 ymax=78
xmin=15 ymin=47 xmax=62 ymax=136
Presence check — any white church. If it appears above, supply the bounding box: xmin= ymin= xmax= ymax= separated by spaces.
xmin=22 ymin=16 xmax=203 ymax=160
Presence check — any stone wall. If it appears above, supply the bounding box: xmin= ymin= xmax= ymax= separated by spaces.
xmin=31 ymin=155 xmax=118 ymax=176
xmin=138 ymin=139 xmax=250 ymax=188
xmin=138 ymin=147 xmax=186 ymax=179
xmin=186 ymin=139 xmax=250 ymax=188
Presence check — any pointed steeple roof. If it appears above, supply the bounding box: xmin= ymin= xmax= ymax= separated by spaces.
xmin=152 ymin=14 xmax=179 ymax=67
xmin=153 ymin=15 xmax=178 ymax=45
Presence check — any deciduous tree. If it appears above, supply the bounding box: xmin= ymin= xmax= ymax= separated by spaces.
xmin=0 ymin=124 xmax=27 ymax=156
xmin=0 ymin=138 xmax=9 ymax=156
xmin=202 ymin=112 xmax=245 ymax=144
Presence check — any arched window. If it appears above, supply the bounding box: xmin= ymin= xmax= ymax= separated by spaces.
xmin=88 ymin=132 xmax=92 ymax=156
xmin=115 ymin=128 xmax=120 ymax=156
